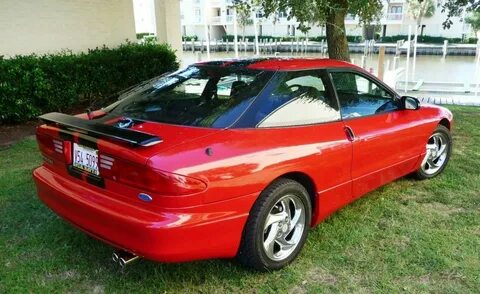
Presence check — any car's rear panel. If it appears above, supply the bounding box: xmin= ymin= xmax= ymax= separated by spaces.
xmin=33 ymin=112 xmax=253 ymax=261
xmin=35 ymin=114 xmax=224 ymax=208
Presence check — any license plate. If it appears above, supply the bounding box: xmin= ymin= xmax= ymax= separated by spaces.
xmin=72 ymin=143 xmax=99 ymax=176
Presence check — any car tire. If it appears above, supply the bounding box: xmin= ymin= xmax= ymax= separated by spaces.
xmin=237 ymin=178 xmax=311 ymax=271
xmin=413 ymin=125 xmax=452 ymax=180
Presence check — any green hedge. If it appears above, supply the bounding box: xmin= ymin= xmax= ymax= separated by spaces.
xmin=222 ymin=35 xmax=363 ymax=43
xmin=222 ymin=34 xmax=476 ymax=44
xmin=379 ymin=35 xmax=478 ymax=44
xmin=0 ymin=42 xmax=178 ymax=124
xmin=136 ymin=32 xmax=155 ymax=40
xmin=182 ymin=35 xmax=199 ymax=41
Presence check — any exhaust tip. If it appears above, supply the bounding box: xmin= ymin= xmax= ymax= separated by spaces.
xmin=112 ymin=252 xmax=120 ymax=263
xmin=119 ymin=257 xmax=127 ymax=268
xmin=112 ymin=250 xmax=140 ymax=268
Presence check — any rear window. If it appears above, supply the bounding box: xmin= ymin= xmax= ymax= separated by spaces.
xmin=105 ymin=66 xmax=273 ymax=128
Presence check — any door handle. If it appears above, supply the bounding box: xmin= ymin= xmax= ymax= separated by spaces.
xmin=344 ymin=126 xmax=355 ymax=142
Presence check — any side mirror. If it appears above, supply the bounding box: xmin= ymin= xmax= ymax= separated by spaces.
xmin=401 ymin=96 xmax=420 ymax=110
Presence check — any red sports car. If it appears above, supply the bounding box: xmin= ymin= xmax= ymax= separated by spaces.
xmin=33 ymin=58 xmax=453 ymax=271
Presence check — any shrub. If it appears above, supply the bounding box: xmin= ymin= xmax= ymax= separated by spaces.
xmin=0 ymin=42 xmax=178 ymax=124
xmin=346 ymin=35 xmax=363 ymax=43
xmin=378 ymin=34 xmax=478 ymax=44
xmin=222 ymin=35 xmax=363 ymax=43
xmin=182 ymin=35 xmax=198 ymax=41
xmin=136 ymin=32 xmax=154 ymax=40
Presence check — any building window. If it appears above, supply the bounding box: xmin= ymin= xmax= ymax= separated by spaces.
xmin=389 ymin=5 xmax=403 ymax=14
xmin=195 ymin=8 xmax=202 ymax=22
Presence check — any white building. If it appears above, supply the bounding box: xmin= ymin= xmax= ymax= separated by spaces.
xmin=133 ymin=0 xmax=157 ymax=34
xmin=0 ymin=0 xmax=137 ymax=57
xmin=180 ymin=0 xmax=473 ymax=40
xmin=1 ymin=0 xmax=182 ymax=59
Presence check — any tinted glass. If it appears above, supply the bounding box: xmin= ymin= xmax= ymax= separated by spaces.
xmin=105 ymin=66 xmax=273 ymax=128
xmin=252 ymin=71 xmax=340 ymax=128
xmin=330 ymin=71 xmax=398 ymax=119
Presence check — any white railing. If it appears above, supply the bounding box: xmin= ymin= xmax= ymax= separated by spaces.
xmin=386 ymin=13 xmax=403 ymax=21
xmin=210 ymin=16 xmax=222 ymax=24
xmin=209 ymin=0 xmax=222 ymax=7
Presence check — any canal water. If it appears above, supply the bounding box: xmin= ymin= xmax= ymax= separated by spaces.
xmin=182 ymin=51 xmax=477 ymax=85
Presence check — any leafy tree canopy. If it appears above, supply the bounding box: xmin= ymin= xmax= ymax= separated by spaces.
xmin=257 ymin=0 xmax=383 ymax=32
xmin=408 ymin=0 xmax=436 ymax=26
xmin=465 ymin=11 xmax=480 ymax=33
xmin=233 ymin=0 xmax=383 ymax=60
xmin=439 ymin=0 xmax=480 ymax=28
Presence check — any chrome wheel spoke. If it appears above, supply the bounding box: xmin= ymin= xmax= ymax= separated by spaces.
xmin=436 ymin=144 xmax=447 ymax=158
xmin=427 ymin=157 xmax=438 ymax=168
xmin=263 ymin=223 xmax=279 ymax=257
xmin=265 ymin=212 xmax=287 ymax=229
xmin=276 ymin=236 xmax=295 ymax=250
xmin=286 ymin=209 xmax=302 ymax=236
xmin=280 ymin=199 xmax=290 ymax=219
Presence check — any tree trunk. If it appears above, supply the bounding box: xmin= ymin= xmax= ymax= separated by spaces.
xmin=325 ymin=3 xmax=350 ymax=61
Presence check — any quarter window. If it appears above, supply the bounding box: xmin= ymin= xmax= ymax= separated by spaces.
xmin=256 ymin=71 xmax=340 ymax=128
xmin=330 ymin=71 xmax=398 ymax=119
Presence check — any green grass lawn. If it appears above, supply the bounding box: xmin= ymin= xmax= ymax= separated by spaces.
xmin=1 ymin=106 xmax=479 ymax=293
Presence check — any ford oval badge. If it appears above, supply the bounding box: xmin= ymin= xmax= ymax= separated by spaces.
xmin=138 ymin=193 xmax=153 ymax=202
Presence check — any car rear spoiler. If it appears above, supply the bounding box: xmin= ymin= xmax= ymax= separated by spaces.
xmin=39 ymin=112 xmax=162 ymax=147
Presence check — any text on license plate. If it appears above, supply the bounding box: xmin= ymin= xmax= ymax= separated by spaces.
xmin=73 ymin=143 xmax=99 ymax=175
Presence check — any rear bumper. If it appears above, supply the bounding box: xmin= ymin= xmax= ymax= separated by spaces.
xmin=33 ymin=166 xmax=256 ymax=262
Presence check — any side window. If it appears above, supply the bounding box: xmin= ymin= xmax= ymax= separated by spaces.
xmin=256 ymin=71 xmax=340 ymax=128
xmin=330 ymin=71 xmax=398 ymax=119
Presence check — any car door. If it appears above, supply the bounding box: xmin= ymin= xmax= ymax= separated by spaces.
xmin=234 ymin=69 xmax=353 ymax=223
xmin=328 ymin=69 xmax=423 ymax=198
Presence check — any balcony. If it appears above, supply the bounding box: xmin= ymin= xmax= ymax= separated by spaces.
xmin=386 ymin=12 xmax=403 ymax=21
xmin=210 ymin=16 xmax=222 ymax=24
xmin=209 ymin=0 xmax=222 ymax=7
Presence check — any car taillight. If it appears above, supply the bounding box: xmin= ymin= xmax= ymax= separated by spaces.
xmin=36 ymin=133 xmax=71 ymax=163
xmin=52 ymin=139 xmax=72 ymax=164
xmin=99 ymin=155 xmax=207 ymax=196
xmin=53 ymin=139 xmax=63 ymax=153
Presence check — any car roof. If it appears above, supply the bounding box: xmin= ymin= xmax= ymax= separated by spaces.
xmin=193 ymin=57 xmax=360 ymax=71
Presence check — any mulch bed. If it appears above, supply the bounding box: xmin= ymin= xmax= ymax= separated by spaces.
xmin=0 ymin=121 xmax=39 ymax=149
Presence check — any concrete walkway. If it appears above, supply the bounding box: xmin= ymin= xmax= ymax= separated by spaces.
xmin=407 ymin=92 xmax=480 ymax=106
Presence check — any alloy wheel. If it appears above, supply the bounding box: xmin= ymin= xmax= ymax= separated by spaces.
xmin=262 ymin=194 xmax=306 ymax=261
